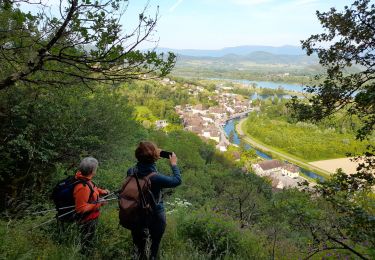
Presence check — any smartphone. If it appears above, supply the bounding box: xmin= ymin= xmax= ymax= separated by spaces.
xmin=160 ymin=150 xmax=173 ymax=159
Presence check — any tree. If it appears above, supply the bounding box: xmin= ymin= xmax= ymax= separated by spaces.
xmin=0 ymin=1 xmax=176 ymax=90
xmin=0 ymin=0 xmax=176 ymax=211
xmin=199 ymin=140 xmax=216 ymax=165
xmin=287 ymin=1 xmax=375 ymax=258
xmin=214 ymin=172 xmax=272 ymax=229
xmin=288 ymin=0 xmax=374 ymax=140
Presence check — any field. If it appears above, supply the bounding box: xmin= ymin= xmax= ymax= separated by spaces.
xmin=309 ymin=158 xmax=363 ymax=175
xmin=244 ymin=113 xmax=371 ymax=161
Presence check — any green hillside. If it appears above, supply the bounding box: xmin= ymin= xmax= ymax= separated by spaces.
xmin=1 ymin=80 xmax=373 ymax=259
xmin=1 ymin=1 xmax=374 ymax=259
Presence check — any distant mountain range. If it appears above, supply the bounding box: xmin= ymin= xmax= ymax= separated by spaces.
xmin=157 ymin=45 xmax=306 ymax=57
xmin=177 ymin=51 xmax=318 ymax=65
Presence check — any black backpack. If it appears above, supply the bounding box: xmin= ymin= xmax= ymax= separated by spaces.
xmin=51 ymin=176 xmax=95 ymax=222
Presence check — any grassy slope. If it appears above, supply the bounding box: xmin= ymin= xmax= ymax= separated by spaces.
xmin=243 ymin=115 xmax=369 ymax=162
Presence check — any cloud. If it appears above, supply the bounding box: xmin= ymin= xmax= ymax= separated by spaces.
xmin=169 ymin=0 xmax=184 ymax=12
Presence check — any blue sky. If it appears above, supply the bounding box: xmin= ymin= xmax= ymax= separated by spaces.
xmin=128 ymin=0 xmax=355 ymax=49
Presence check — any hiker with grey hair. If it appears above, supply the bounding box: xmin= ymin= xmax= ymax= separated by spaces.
xmin=73 ymin=157 xmax=109 ymax=254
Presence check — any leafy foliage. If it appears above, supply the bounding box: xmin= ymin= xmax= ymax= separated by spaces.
xmin=244 ymin=104 xmax=370 ymax=161
xmin=0 ymin=1 xmax=175 ymax=90
xmin=0 ymin=84 xmax=141 ymax=211
xmin=286 ymin=1 xmax=375 ymax=258
xmin=289 ymin=0 xmax=375 ymax=140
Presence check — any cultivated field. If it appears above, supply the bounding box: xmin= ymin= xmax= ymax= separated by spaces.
xmin=309 ymin=158 xmax=363 ymax=175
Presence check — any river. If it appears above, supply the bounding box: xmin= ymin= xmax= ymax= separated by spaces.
xmin=223 ymin=118 xmax=325 ymax=181
xmin=209 ymin=78 xmax=305 ymax=92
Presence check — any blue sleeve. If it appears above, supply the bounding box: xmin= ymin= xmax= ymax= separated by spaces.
xmin=153 ymin=165 xmax=182 ymax=188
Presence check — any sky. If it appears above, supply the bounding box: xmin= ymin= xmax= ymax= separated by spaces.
xmin=126 ymin=0 xmax=355 ymax=49
xmin=23 ymin=0 xmax=359 ymax=50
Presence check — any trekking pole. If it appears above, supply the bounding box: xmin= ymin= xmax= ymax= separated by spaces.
xmin=101 ymin=192 xmax=116 ymax=199
xmin=30 ymin=208 xmax=77 ymax=230
xmin=32 ymin=194 xmax=117 ymax=215
xmin=31 ymin=193 xmax=116 ymax=215
xmin=31 ymin=205 xmax=76 ymax=215
xmin=95 ymin=198 xmax=119 ymax=203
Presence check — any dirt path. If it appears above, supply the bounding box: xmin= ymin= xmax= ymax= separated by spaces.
xmin=236 ymin=118 xmax=331 ymax=177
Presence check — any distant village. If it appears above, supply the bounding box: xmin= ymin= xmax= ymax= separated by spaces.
xmin=155 ymin=78 xmax=309 ymax=189
xmin=175 ymin=82 xmax=257 ymax=152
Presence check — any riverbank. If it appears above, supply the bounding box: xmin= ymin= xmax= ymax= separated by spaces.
xmin=235 ymin=118 xmax=331 ymax=180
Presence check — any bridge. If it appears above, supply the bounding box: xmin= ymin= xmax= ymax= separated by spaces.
xmin=227 ymin=109 xmax=255 ymax=121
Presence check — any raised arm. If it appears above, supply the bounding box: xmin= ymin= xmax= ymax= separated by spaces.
xmin=154 ymin=164 xmax=182 ymax=188
xmin=153 ymin=153 xmax=182 ymax=188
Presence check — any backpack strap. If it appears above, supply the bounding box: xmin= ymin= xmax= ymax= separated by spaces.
xmin=133 ymin=168 xmax=148 ymax=207
xmin=144 ymin=172 xmax=159 ymax=205
xmin=75 ymin=180 xmax=95 ymax=203
xmin=130 ymin=168 xmax=159 ymax=206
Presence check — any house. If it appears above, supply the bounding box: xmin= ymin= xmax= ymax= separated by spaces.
xmin=183 ymin=116 xmax=203 ymax=128
xmin=225 ymin=106 xmax=235 ymax=114
xmin=155 ymin=120 xmax=168 ymax=129
xmin=281 ymin=164 xmax=299 ymax=178
xmin=192 ymin=104 xmax=207 ymax=115
xmin=216 ymin=140 xmax=228 ymax=152
xmin=209 ymin=107 xmax=226 ymax=119
xmin=196 ymin=86 xmax=204 ymax=92
xmin=202 ymin=116 xmax=214 ymax=124
xmin=202 ymin=127 xmax=220 ymax=142
xmin=252 ymin=160 xmax=284 ymax=176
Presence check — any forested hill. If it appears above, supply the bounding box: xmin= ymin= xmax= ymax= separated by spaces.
xmin=157 ymin=45 xmax=306 ymax=57
xmin=177 ymin=51 xmax=318 ymax=65
xmin=1 ymin=0 xmax=374 ymax=259
xmin=1 ymin=79 xmax=373 ymax=259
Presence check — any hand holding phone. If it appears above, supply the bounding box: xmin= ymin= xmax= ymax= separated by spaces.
xmin=160 ymin=150 xmax=173 ymax=159
xmin=169 ymin=152 xmax=177 ymax=166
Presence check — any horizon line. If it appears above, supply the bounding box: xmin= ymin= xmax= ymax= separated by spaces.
xmin=155 ymin=44 xmax=303 ymax=51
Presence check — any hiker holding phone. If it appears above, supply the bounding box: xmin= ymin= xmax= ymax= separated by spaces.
xmin=119 ymin=141 xmax=182 ymax=260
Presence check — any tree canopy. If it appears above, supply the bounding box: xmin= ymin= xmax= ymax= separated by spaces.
xmin=287 ymin=2 xmax=375 ymax=258
xmin=0 ymin=0 xmax=175 ymax=90
xmin=288 ymin=0 xmax=374 ymax=140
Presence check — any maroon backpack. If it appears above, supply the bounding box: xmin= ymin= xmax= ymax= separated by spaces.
xmin=118 ymin=168 xmax=157 ymax=229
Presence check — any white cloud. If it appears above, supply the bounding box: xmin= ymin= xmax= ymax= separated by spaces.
xmin=169 ymin=0 xmax=184 ymax=12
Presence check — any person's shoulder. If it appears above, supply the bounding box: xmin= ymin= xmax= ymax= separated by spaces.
xmin=149 ymin=171 xmax=159 ymax=177
xmin=126 ymin=167 xmax=136 ymax=176
xmin=148 ymin=171 xmax=164 ymax=181
xmin=74 ymin=181 xmax=89 ymax=193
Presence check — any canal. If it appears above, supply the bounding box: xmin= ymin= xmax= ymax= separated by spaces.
xmin=223 ymin=118 xmax=325 ymax=181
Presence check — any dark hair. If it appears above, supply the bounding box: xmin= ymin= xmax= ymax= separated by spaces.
xmin=135 ymin=141 xmax=159 ymax=163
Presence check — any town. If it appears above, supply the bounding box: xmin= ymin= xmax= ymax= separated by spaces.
xmin=155 ymin=78 xmax=308 ymax=190
xmin=175 ymin=82 xmax=256 ymax=152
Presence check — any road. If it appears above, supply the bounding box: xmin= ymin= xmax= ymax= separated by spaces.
xmin=236 ymin=118 xmax=331 ymax=178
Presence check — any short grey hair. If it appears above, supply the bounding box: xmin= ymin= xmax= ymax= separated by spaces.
xmin=79 ymin=157 xmax=99 ymax=176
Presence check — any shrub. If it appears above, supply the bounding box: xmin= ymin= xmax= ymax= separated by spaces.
xmin=177 ymin=209 xmax=241 ymax=258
